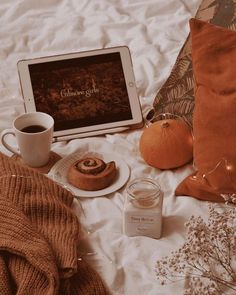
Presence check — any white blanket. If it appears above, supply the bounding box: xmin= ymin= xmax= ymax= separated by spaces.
xmin=0 ymin=1 xmax=210 ymax=294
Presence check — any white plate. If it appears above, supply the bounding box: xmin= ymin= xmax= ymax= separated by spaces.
xmin=48 ymin=151 xmax=130 ymax=197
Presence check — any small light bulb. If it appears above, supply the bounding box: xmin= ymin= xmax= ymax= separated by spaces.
xmin=226 ymin=164 xmax=233 ymax=171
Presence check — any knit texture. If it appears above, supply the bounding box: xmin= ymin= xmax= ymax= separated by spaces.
xmin=0 ymin=152 xmax=108 ymax=295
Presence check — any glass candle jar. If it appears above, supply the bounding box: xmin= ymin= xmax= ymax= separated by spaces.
xmin=123 ymin=178 xmax=163 ymax=239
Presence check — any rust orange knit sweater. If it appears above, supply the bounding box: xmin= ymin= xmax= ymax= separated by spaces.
xmin=0 ymin=152 xmax=108 ymax=295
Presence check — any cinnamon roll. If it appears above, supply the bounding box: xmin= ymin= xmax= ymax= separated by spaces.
xmin=67 ymin=156 xmax=117 ymax=191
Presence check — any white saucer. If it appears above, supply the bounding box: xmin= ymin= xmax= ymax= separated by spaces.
xmin=48 ymin=151 xmax=130 ymax=197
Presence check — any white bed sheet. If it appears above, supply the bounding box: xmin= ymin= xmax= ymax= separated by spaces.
xmin=0 ymin=1 xmax=210 ymax=294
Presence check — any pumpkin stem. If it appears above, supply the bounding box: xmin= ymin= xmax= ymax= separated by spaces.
xmin=161 ymin=121 xmax=169 ymax=128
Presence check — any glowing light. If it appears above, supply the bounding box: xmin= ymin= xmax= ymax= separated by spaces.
xmin=226 ymin=164 xmax=234 ymax=171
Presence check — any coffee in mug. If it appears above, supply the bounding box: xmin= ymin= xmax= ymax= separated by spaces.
xmin=21 ymin=125 xmax=47 ymax=133
xmin=0 ymin=112 xmax=54 ymax=167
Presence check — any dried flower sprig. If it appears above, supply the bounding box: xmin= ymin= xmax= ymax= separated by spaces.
xmin=155 ymin=205 xmax=236 ymax=295
xmin=221 ymin=193 xmax=236 ymax=204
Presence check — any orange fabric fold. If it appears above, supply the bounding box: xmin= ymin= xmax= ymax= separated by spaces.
xmin=176 ymin=19 xmax=236 ymax=202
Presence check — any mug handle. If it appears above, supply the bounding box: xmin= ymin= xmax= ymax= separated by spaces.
xmin=0 ymin=129 xmax=20 ymax=156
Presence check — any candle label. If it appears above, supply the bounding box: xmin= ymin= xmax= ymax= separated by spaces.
xmin=124 ymin=211 xmax=162 ymax=239
xmin=129 ymin=215 xmax=156 ymax=224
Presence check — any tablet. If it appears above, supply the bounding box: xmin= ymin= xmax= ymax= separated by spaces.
xmin=17 ymin=46 xmax=143 ymax=141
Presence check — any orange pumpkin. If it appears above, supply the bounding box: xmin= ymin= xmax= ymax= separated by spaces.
xmin=139 ymin=119 xmax=193 ymax=169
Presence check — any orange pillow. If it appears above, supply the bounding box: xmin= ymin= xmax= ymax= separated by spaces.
xmin=175 ymin=19 xmax=236 ymax=202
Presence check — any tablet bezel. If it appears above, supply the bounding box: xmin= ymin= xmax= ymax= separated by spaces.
xmin=17 ymin=46 xmax=143 ymax=139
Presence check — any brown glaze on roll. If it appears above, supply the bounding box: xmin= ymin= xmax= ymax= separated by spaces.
xmin=67 ymin=156 xmax=117 ymax=191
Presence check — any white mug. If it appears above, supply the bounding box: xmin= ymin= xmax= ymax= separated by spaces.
xmin=1 ymin=112 xmax=54 ymax=167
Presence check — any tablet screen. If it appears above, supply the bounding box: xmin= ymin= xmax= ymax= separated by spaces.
xmin=28 ymin=52 xmax=133 ymax=131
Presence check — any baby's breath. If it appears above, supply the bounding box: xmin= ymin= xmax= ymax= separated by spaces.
xmin=155 ymin=205 xmax=236 ymax=294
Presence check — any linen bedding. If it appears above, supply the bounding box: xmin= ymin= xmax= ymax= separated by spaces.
xmin=0 ymin=0 xmax=220 ymax=294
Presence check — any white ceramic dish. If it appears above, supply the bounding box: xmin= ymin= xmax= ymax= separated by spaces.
xmin=48 ymin=151 xmax=130 ymax=197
